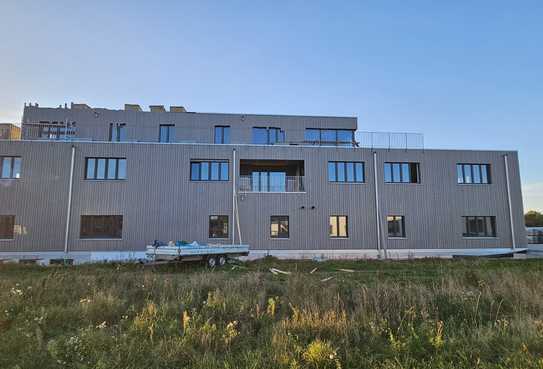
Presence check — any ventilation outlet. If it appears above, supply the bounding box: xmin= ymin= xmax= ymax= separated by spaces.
xmin=149 ymin=105 xmax=166 ymax=112
xmin=71 ymin=103 xmax=91 ymax=110
xmin=170 ymin=106 xmax=186 ymax=113
xmin=124 ymin=104 xmax=142 ymax=111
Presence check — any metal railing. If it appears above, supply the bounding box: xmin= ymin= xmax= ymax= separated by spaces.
xmin=355 ymin=131 xmax=424 ymax=151
xmin=239 ymin=175 xmax=305 ymax=192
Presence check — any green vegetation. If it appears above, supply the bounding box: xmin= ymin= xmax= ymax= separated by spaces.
xmin=2 ymin=258 xmax=543 ymax=368
xmin=526 ymin=210 xmax=543 ymax=227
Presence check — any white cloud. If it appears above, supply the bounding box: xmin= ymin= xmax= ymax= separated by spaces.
xmin=523 ymin=182 xmax=543 ymax=212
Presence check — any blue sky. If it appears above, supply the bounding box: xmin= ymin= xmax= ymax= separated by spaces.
xmin=1 ymin=0 xmax=542 ymax=210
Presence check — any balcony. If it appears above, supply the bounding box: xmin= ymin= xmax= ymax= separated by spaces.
xmin=239 ymin=159 xmax=305 ymax=193
xmin=239 ymin=175 xmax=305 ymax=192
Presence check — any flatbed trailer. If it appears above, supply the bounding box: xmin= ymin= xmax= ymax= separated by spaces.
xmin=145 ymin=241 xmax=249 ymax=267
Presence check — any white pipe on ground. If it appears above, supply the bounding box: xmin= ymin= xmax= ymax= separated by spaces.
xmin=504 ymin=154 xmax=516 ymax=250
xmin=64 ymin=145 xmax=76 ymax=254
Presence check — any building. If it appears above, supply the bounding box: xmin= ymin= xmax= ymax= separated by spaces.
xmin=0 ymin=123 xmax=21 ymax=140
xmin=0 ymin=102 xmax=527 ymax=263
xmin=527 ymin=227 xmax=543 ymax=245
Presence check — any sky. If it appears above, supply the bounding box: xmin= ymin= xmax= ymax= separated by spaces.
xmin=1 ymin=0 xmax=542 ymax=210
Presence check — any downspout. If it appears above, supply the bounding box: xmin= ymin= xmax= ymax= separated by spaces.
xmin=504 ymin=154 xmax=516 ymax=250
xmin=232 ymin=148 xmax=236 ymax=245
xmin=64 ymin=145 xmax=76 ymax=254
xmin=373 ymin=151 xmax=386 ymax=259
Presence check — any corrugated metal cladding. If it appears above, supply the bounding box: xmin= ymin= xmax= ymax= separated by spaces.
xmin=0 ymin=140 xmax=526 ymax=253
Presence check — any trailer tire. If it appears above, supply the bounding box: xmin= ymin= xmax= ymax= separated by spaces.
xmin=207 ymin=256 xmax=217 ymax=268
xmin=218 ymin=255 xmax=227 ymax=266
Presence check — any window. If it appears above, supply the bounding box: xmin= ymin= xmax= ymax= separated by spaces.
xmin=0 ymin=215 xmax=15 ymax=239
xmin=1 ymin=156 xmax=21 ymax=179
xmin=270 ymin=216 xmax=289 ymax=238
xmin=190 ymin=161 xmax=229 ymax=181
xmin=463 ymin=216 xmax=496 ymax=237
xmin=384 ymin=162 xmax=420 ymax=183
xmin=328 ymin=161 xmax=364 ymax=183
xmin=304 ymin=129 xmax=355 ymax=146
xmin=252 ymin=127 xmax=285 ymax=144
xmin=38 ymin=122 xmax=77 ymax=140
xmin=209 ymin=215 xmax=229 ymax=238
xmin=109 ymin=123 xmax=126 ymax=142
xmin=159 ymin=124 xmax=175 ymax=143
xmin=329 ymin=215 xmax=348 ymax=238
xmin=387 ymin=216 xmax=406 ymax=238
xmin=80 ymin=215 xmax=123 ymax=239
xmin=214 ymin=126 xmax=230 ymax=144
xmin=85 ymin=158 xmax=126 ymax=180
xmin=251 ymin=171 xmax=287 ymax=192
xmin=457 ymin=164 xmax=491 ymax=184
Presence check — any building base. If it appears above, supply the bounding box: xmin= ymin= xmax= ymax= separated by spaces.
xmin=0 ymin=248 xmax=526 ymax=265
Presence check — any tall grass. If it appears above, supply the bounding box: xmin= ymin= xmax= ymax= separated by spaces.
xmin=1 ymin=258 xmax=543 ymax=368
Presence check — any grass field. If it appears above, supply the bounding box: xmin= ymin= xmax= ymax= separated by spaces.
xmin=2 ymin=257 xmax=543 ymax=368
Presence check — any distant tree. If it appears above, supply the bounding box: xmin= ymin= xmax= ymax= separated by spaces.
xmin=525 ymin=211 xmax=543 ymax=227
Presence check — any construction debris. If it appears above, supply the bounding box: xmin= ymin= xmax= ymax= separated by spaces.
xmin=321 ymin=276 xmax=334 ymax=282
xmin=269 ymin=268 xmax=291 ymax=275
xmin=337 ymin=268 xmax=355 ymax=273
xmin=310 ymin=267 xmax=318 ymax=274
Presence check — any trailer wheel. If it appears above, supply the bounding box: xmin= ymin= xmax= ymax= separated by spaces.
xmin=218 ymin=255 xmax=227 ymax=267
xmin=207 ymin=256 xmax=217 ymax=268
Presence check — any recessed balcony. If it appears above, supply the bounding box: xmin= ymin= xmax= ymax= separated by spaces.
xmin=239 ymin=160 xmax=305 ymax=193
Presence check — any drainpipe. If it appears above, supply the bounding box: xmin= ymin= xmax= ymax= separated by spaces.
xmin=504 ymin=154 xmax=516 ymax=250
xmin=232 ymin=148 xmax=236 ymax=245
xmin=373 ymin=151 xmax=386 ymax=259
xmin=64 ymin=145 xmax=76 ymax=254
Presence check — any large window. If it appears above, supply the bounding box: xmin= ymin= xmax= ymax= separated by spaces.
xmin=80 ymin=215 xmax=123 ymax=239
xmin=329 ymin=215 xmax=348 ymax=238
xmin=457 ymin=164 xmax=491 ymax=184
xmin=214 ymin=126 xmax=230 ymax=144
xmin=251 ymin=171 xmax=286 ymax=192
xmin=270 ymin=216 xmax=289 ymax=238
xmin=384 ymin=162 xmax=420 ymax=183
xmin=304 ymin=129 xmax=355 ymax=146
xmin=387 ymin=215 xmax=406 ymax=238
xmin=328 ymin=161 xmax=364 ymax=183
xmin=159 ymin=124 xmax=175 ymax=143
xmin=85 ymin=158 xmax=127 ymax=180
xmin=190 ymin=161 xmax=229 ymax=181
xmin=1 ymin=156 xmax=21 ymax=179
xmin=463 ymin=216 xmax=496 ymax=238
xmin=252 ymin=127 xmax=285 ymax=145
xmin=209 ymin=215 xmax=229 ymax=238
xmin=0 ymin=215 xmax=15 ymax=239
xmin=109 ymin=123 xmax=127 ymax=142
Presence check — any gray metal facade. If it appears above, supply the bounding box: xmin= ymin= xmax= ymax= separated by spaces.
xmin=0 ymin=105 xmax=527 ymax=258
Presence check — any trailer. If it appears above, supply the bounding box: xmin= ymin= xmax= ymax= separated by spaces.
xmin=145 ymin=240 xmax=249 ymax=267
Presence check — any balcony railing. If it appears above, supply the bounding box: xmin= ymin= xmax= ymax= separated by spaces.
xmin=239 ymin=175 xmax=305 ymax=193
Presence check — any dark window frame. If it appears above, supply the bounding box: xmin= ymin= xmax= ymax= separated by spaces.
xmin=85 ymin=157 xmax=127 ymax=180
xmin=328 ymin=161 xmax=365 ymax=183
xmin=109 ymin=123 xmax=127 ymax=142
xmin=462 ymin=216 xmax=497 ymax=238
xmin=0 ymin=156 xmax=22 ymax=179
xmin=304 ymin=128 xmax=355 ymax=146
xmin=387 ymin=215 xmax=406 ymax=238
xmin=214 ymin=126 xmax=231 ymax=144
xmin=270 ymin=215 xmax=289 ymax=239
xmin=209 ymin=215 xmax=229 ymax=239
xmin=329 ymin=215 xmax=348 ymax=238
xmin=384 ymin=162 xmax=420 ymax=183
xmin=159 ymin=124 xmax=175 ymax=143
xmin=457 ymin=163 xmax=491 ymax=184
xmin=80 ymin=215 xmax=123 ymax=239
xmin=0 ymin=215 xmax=15 ymax=239
xmin=252 ymin=127 xmax=286 ymax=145
xmin=190 ymin=160 xmax=229 ymax=181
